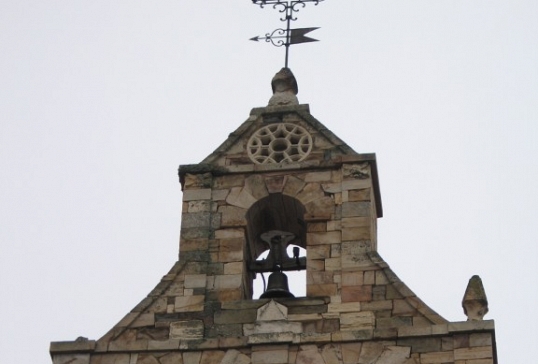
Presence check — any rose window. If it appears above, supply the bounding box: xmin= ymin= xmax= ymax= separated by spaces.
xmin=247 ymin=123 xmax=313 ymax=164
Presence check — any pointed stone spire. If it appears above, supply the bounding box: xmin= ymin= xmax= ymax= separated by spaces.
xmin=462 ymin=275 xmax=489 ymax=321
xmin=268 ymin=68 xmax=299 ymax=106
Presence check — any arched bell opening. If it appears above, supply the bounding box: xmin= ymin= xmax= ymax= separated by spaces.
xmin=245 ymin=193 xmax=307 ymax=299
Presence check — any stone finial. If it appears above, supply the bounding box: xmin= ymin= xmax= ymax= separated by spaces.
xmin=462 ymin=275 xmax=489 ymax=321
xmin=268 ymin=68 xmax=299 ymax=106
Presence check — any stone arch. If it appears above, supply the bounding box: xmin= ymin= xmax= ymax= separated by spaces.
xmin=245 ymin=193 xmax=307 ymax=261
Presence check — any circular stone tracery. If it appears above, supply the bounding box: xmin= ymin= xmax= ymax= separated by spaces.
xmin=248 ymin=123 xmax=313 ymax=164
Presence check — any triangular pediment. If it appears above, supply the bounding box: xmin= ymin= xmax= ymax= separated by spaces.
xmin=200 ymin=104 xmax=359 ymax=168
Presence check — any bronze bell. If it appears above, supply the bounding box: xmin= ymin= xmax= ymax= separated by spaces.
xmin=260 ymin=271 xmax=295 ymax=299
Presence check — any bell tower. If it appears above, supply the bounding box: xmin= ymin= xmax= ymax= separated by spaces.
xmin=50 ymin=68 xmax=498 ymax=364
xmin=177 ymin=67 xmax=384 ymax=303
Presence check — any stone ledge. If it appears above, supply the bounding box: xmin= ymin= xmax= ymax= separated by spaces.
xmin=50 ymin=340 xmax=96 ymax=354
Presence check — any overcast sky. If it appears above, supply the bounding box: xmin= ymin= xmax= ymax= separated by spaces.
xmin=1 ymin=1 xmax=537 ymax=363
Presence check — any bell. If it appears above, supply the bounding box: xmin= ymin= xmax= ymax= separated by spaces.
xmin=260 ymin=271 xmax=295 ymax=299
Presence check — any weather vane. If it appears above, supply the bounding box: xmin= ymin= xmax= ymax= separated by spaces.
xmin=250 ymin=0 xmax=325 ymax=68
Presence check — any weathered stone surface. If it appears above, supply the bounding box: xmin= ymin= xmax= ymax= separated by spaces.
xmin=248 ymin=332 xmax=295 ymax=344
xmin=52 ymin=354 xmax=90 ymax=364
xmin=307 ymin=231 xmax=341 ymax=245
xmin=244 ymin=321 xmax=302 ymax=335
xmin=185 ymin=173 xmax=212 ymax=189
xmin=90 ymin=354 xmax=130 ymax=364
xmin=375 ymin=346 xmax=411 ymax=364
xmin=214 ymin=309 xmax=257 ymax=324
xmin=341 ymin=242 xmax=373 ymax=269
xmin=220 ymin=350 xmax=251 ymax=364
xmin=175 ymin=295 xmax=205 ymax=312
xmin=137 ymin=354 xmax=160 ymax=364
xmin=265 ymin=175 xmax=286 ymax=193
xmin=296 ymin=346 xmax=325 ymax=364
xmin=341 ymin=285 xmax=372 ymax=302
xmin=320 ymin=344 xmax=341 ymax=364
xmin=223 ymin=262 xmax=243 ymax=275
xmin=454 ymin=346 xmax=493 ymax=360
xmin=419 ymin=351 xmax=454 ymax=363
xmin=283 ymin=176 xmax=306 ymax=197
xmin=214 ymin=175 xmax=245 ymax=189
xmin=226 ymin=187 xmax=257 ymax=209
xmin=200 ymin=350 xmax=226 ymax=364
xmin=219 ymin=206 xmax=247 ymax=227
xmin=170 ymin=320 xmax=204 ymax=339
xmin=357 ymin=342 xmax=383 ymax=363
xmin=160 ymin=353 xmax=184 ymax=364
xmin=183 ymin=351 xmax=202 ymax=364
xmin=341 ymin=202 xmax=370 ymax=217
xmin=185 ymin=274 xmax=207 ymax=289
xmin=304 ymin=197 xmax=335 ymax=218
xmin=340 ymin=311 xmax=375 ymax=331
xmin=251 ymin=349 xmax=289 ymax=364
xmin=341 ymin=342 xmax=362 ymax=364
xmin=214 ymin=274 xmax=242 ymax=289
xmin=245 ymin=175 xmax=269 ymax=200
xmin=257 ymin=300 xmax=288 ymax=321
xmin=348 ymin=189 xmax=371 ymax=202
xmin=297 ymin=183 xmax=325 ymax=205
xmin=184 ymin=189 xmax=212 ymax=201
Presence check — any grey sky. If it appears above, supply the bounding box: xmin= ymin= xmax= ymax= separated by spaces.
xmin=1 ymin=1 xmax=537 ymax=362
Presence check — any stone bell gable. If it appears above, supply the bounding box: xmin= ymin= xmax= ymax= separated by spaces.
xmin=50 ymin=69 xmax=498 ymax=364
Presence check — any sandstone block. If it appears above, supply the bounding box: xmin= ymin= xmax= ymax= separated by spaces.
xmin=185 ymin=274 xmax=207 ymax=289
xmin=327 ymin=302 xmax=360 ymax=313
xmin=212 ymin=189 xmax=229 ymax=201
xmin=307 ymin=231 xmax=341 ymax=245
xmin=244 ymin=321 xmax=302 ymax=335
xmin=249 ymin=332 xmax=295 ymax=344
xmin=348 ymin=189 xmax=371 ymax=202
xmin=307 ymin=284 xmax=337 ymax=297
xmin=283 ymin=175 xmax=306 ymax=197
xmin=170 ymin=320 xmax=204 ymax=339
xmin=470 ymin=333 xmax=493 ymax=347
xmin=342 ymin=179 xmax=371 ymax=191
xmin=374 ymin=346 xmax=411 ymax=364
xmin=341 ymin=202 xmax=370 ymax=217
xmin=454 ymin=346 xmax=493 ymax=360
xmin=419 ymin=351 xmax=454 ymax=364
xmin=215 ymin=229 xmax=245 ymax=239
xmin=214 ymin=309 xmax=257 ymax=324
xmin=297 ymin=183 xmax=325 ymax=205
xmin=351 ymin=342 xmax=382 ymax=364
xmin=265 ymin=175 xmax=286 ymax=193
xmin=175 ymin=295 xmax=205 ymax=312
xmin=251 ymin=349 xmax=289 ymax=364
xmin=183 ymin=351 xmax=202 ymax=364
xmin=214 ymin=175 xmax=245 ymax=189
xmin=341 ymin=285 xmax=372 ymax=302
xmin=257 ymin=300 xmax=288 ymax=321
xmin=183 ymin=189 xmax=212 ymax=201
xmin=308 ymin=245 xmax=331 ymax=259
xmin=219 ymin=206 xmax=247 ymax=227
xmin=223 ymin=262 xmax=243 ymax=274
xmin=245 ymin=175 xmax=269 ymax=199
xmin=226 ymin=187 xmax=257 ymax=209
xmin=341 ymin=342 xmax=362 ymax=364
xmin=214 ymin=274 xmax=242 ymax=289
xmin=200 ymin=350 xmax=226 ymax=364
xmin=340 ymin=311 xmax=375 ymax=331
xmin=296 ymin=346 xmax=325 ymax=364
xmin=52 ymin=354 xmax=90 ymax=364
xmin=160 ymin=353 xmax=184 ymax=364
xmin=342 ymin=227 xmax=370 ymax=241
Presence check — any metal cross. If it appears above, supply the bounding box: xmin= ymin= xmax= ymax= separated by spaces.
xmin=251 ymin=0 xmax=325 ymax=68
